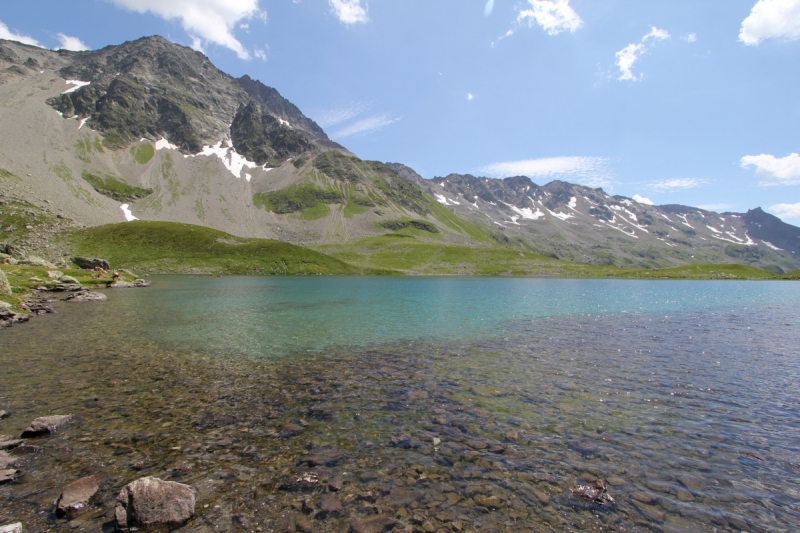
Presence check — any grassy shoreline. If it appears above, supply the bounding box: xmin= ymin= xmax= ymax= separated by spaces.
xmin=3 ymin=220 xmax=794 ymax=313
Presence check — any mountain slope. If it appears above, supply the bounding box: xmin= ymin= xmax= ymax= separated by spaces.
xmin=391 ymin=165 xmax=800 ymax=273
xmin=0 ymin=36 xmax=492 ymax=263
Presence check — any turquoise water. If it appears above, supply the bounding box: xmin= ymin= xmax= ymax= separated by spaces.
xmin=116 ymin=276 xmax=799 ymax=359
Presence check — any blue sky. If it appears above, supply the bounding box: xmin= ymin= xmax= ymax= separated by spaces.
xmin=2 ymin=0 xmax=800 ymax=221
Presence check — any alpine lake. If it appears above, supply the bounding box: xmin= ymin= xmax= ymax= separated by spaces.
xmin=1 ymin=276 xmax=799 ymax=533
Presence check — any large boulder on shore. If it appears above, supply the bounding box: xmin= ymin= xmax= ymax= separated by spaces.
xmin=71 ymin=257 xmax=111 ymax=271
xmin=20 ymin=415 xmax=75 ymax=438
xmin=56 ymin=475 xmax=99 ymax=518
xmin=0 ymin=268 xmax=10 ymax=296
xmin=64 ymin=291 xmax=108 ymax=303
xmin=115 ymin=477 xmax=196 ymax=531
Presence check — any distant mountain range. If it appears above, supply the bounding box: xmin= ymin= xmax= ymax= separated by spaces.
xmin=1 ymin=35 xmax=798 ymax=273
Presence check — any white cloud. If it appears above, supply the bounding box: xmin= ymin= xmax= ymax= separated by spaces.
xmin=189 ymin=35 xmax=205 ymax=53
xmin=56 ymin=33 xmax=89 ymax=51
xmin=698 ymin=203 xmax=736 ymax=212
xmin=0 ymin=21 xmax=41 ymax=47
xmin=615 ymin=26 xmax=670 ymax=81
xmin=312 ymin=101 xmax=372 ymax=128
xmin=331 ymin=113 xmax=399 ymax=139
xmin=467 ymin=93 xmax=475 ymax=101
xmin=253 ymin=48 xmax=267 ymax=61
xmin=484 ymin=0 xmax=495 ymax=17
xmin=740 ymin=0 xmax=800 ymax=45
xmin=741 ymin=153 xmax=800 ymax=185
xmin=479 ymin=156 xmax=612 ymax=186
xmin=683 ymin=33 xmax=697 ymax=43
xmin=633 ymin=194 xmax=654 ymax=205
xmin=507 ymin=0 xmax=583 ymax=38
xmin=106 ymin=0 xmax=263 ymax=59
xmin=329 ymin=0 xmax=368 ymax=25
xmin=769 ymin=202 xmax=800 ymax=219
xmin=649 ymin=178 xmax=706 ymax=192
xmin=643 ymin=26 xmax=670 ymax=42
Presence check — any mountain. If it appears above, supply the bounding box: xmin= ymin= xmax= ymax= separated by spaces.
xmin=1 ymin=35 xmax=797 ymax=274
xmin=0 ymin=36 xmax=490 ymax=263
xmin=390 ymin=165 xmax=800 ymax=273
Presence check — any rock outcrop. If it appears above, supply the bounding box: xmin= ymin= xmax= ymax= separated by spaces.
xmin=72 ymin=257 xmax=111 ymax=271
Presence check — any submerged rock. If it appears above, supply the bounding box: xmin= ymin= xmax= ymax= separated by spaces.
xmin=0 ymin=468 xmax=20 ymax=484
xmin=570 ymin=479 xmax=615 ymax=506
xmin=0 ymin=435 xmax=22 ymax=450
xmin=56 ymin=475 xmax=99 ymax=518
xmin=350 ymin=516 xmax=397 ymax=533
xmin=297 ymin=448 xmax=345 ymax=467
xmin=20 ymin=415 xmax=75 ymax=438
xmin=115 ymin=477 xmax=196 ymax=531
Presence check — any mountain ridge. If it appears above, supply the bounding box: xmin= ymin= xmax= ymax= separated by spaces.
xmin=0 ymin=35 xmax=797 ymax=273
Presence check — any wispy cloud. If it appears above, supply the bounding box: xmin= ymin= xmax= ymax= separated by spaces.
xmin=106 ymin=0 xmax=264 ymax=59
xmin=648 ymin=177 xmax=706 ymax=192
xmin=329 ymin=0 xmax=368 ymax=25
xmin=504 ymin=0 xmax=583 ymax=39
xmin=479 ymin=156 xmax=612 ymax=186
xmin=769 ymin=201 xmax=800 ymax=220
xmin=741 ymin=152 xmax=800 ymax=185
xmin=633 ymin=194 xmax=654 ymax=205
xmin=312 ymin=101 xmax=372 ymax=128
xmin=467 ymin=93 xmax=475 ymax=101
xmin=331 ymin=113 xmax=399 ymax=139
xmin=484 ymin=0 xmax=495 ymax=17
xmin=698 ymin=203 xmax=736 ymax=212
xmin=616 ymin=26 xmax=670 ymax=81
xmin=56 ymin=33 xmax=89 ymax=51
xmin=0 ymin=20 xmax=41 ymax=47
xmin=683 ymin=33 xmax=698 ymax=43
xmin=740 ymin=0 xmax=800 ymax=45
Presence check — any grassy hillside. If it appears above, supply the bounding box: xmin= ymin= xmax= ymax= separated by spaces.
xmin=60 ymin=221 xmax=379 ymax=275
xmin=315 ymin=236 xmax=785 ymax=279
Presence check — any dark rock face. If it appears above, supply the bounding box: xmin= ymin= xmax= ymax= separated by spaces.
xmin=237 ymin=75 xmax=330 ymax=144
xmin=115 ymin=476 xmax=196 ymax=531
xmin=56 ymin=475 xmax=99 ymax=518
xmin=20 ymin=415 xmax=75 ymax=438
xmin=72 ymin=257 xmax=111 ymax=270
xmin=230 ymin=101 xmax=311 ymax=166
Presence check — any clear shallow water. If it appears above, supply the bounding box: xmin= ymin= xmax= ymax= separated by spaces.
xmin=1 ymin=277 xmax=799 ymax=533
xmin=112 ymin=276 xmax=799 ymax=358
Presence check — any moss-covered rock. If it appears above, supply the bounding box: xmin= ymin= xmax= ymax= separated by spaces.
xmin=82 ymin=171 xmax=153 ymax=202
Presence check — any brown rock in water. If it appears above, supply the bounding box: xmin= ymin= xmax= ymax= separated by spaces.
xmin=0 ymin=410 xmax=11 ymax=419
xmin=297 ymin=448 xmax=344 ymax=467
xmin=20 ymin=415 xmax=75 ymax=438
xmin=350 ymin=516 xmax=397 ymax=533
xmin=317 ymin=493 xmax=343 ymax=518
xmin=570 ymin=479 xmax=615 ymax=505
xmin=115 ymin=477 xmax=196 ymax=531
xmin=56 ymin=475 xmax=99 ymax=518
xmin=0 ymin=468 xmax=20 ymax=484
xmin=0 ymin=435 xmax=23 ymax=450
